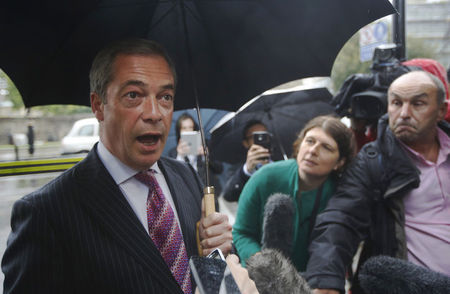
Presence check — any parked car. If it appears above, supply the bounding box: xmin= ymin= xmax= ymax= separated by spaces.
xmin=61 ymin=118 xmax=99 ymax=154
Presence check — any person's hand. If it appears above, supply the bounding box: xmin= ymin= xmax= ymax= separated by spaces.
xmin=245 ymin=144 xmax=270 ymax=173
xmin=312 ymin=289 xmax=340 ymax=294
xmin=226 ymin=254 xmax=259 ymax=294
xmin=197 ymin=144 xmax=205 ymax=156
xmin=176 ymin=140 xmax=191 ymax=157
xmin=198 ymin=198 xmax=233 ymax=256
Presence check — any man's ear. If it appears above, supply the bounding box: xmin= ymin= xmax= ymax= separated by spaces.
xmin=91 ymin=92 xmax=104 ymax=121
xmin=437 ymin=100 xmax=448 ymax=121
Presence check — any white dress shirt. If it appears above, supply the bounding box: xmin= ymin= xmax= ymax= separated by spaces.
xmin=97 ymin=142 xmax=182 ymax=235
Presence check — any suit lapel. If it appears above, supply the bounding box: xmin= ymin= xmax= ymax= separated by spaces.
xmin=74 ymin=148 xmax=182 ymax=293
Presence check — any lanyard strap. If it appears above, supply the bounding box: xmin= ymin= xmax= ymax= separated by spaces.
xmin=307 ymin=184 xmax=324 ymax=242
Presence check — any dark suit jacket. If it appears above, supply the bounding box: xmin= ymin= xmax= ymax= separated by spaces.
xmin=222 ymin=164 xmax=250 ymax=202
xmin=2 ymin=145 xmax=203 ymax=294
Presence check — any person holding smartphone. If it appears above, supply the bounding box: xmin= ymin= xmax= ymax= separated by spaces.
xmin=222 ymin=120 xmax=272 ymax=202
xmin=169 ymin=113 xmax=224 ymax=195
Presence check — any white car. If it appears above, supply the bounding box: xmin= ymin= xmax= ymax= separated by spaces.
xmin=61 ymin=118 xmax=99 ymax=154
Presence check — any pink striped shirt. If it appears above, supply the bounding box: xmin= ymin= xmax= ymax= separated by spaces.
xmin=401 ymin=127 xmax=450 ymax=276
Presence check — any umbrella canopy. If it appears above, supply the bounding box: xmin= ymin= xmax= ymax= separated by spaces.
xmin=162 ymin=108 xmax=229 ymax=157
xmin=0 ymin=0 xmax=395 ymax=110
xmin=209 ymin=85 xmax=335 ymax=164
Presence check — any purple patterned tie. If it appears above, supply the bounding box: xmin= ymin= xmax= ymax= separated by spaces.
xmin=135 ymin=170 xmax=192 ymax=294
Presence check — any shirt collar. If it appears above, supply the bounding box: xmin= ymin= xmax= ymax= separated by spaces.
xmin=97 ymin=141 xmax=160 ymax=185
xmin=399 ymin=127 xmax=450 ymax=164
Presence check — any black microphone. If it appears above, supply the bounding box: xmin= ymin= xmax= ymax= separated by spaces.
xmin=247 ymin=249 xmax=312 ymax=294
xmin=359 ymin=255 xmax=450 ymax=294
xmin=261 ymin=193 xmax=295 ymax=258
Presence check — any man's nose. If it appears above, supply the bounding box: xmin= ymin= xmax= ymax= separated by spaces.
xmin=400 ymin=103 xmax=411 ymax=118
xmin=142 ymin=96 xmax=162 ymax=121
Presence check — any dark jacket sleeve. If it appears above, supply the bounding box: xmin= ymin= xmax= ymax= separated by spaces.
xmin=305 ymin=152 xmax=374 ymax=292
xmin=221 ymin=164 xmax=250 ymax=202
xmin=2 ymin=197 xmax=68 ymax=294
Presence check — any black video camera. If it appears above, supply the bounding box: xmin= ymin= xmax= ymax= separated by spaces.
xmin=333 ymin=44 xmax=413 ymax=121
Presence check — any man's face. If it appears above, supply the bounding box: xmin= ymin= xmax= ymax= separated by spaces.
xmin=242 ymin=123 xmax=267 ymax=149
xmin=91 ymin=54 xmax=175 ymax=171
xmin=388 ymin=72 xmax=447 ymax=145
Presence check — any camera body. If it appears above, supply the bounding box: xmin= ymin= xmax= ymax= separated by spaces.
xmin=253 ymin=131 xmax=272 ymax=150
xmin=335 ymin=43 xmax=412 ymax=122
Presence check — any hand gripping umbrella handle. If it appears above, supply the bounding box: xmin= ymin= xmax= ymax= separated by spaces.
xmin=196 ymin=186 xmax=216 ymax=256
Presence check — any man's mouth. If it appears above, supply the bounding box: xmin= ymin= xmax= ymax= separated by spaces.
xmin=137 ymin=134 xmax=161 ymax=145
xmin=395 ymin=123 xmax=415 ymax=131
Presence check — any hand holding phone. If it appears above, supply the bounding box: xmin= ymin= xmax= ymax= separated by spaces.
xmin=190 ymin=248 xmax=241 ymax=294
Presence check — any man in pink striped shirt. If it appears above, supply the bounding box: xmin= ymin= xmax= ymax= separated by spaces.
xmin=390 ymin=71 xmax=450 ymax=274
xmin=307 ymin=70 xmax=450 ymax=294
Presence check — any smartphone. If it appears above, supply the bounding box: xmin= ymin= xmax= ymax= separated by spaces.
xmin=180 ymin=131 xmax=201 ymax=156
xmin=253 ymin=131 xmax=271 ymax=150
xmin=207 ymin=248 xmax=225 ymax=261
xmin=190 ymin=251 xmax=241 ymax=294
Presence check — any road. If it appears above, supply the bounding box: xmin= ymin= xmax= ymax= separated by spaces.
xmin=0 ymin=142 xmax=62 ymax=162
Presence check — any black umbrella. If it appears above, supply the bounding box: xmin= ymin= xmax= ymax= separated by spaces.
xmin=0 ymin=0 xmax=395 ymax=110
xmin=209 ymin=85 xmax=335 ymax=164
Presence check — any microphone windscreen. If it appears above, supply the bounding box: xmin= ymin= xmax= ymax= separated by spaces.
xmin=262 ymin=193 xmax=294 ymax=257
xmin=359 ymin=255 xmax=450 ymax=294
xmin=247 ymin=249 xmax=312 ymax=294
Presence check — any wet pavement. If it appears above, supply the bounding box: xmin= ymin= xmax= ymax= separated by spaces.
xmin=0 ymin=143 xmax=62 ymax=162
xmin=0 ymin=172 xmax=61 ymax=293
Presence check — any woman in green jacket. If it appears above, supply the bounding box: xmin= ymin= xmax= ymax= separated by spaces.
xmin=233 ymin=115 xmax=356 ymax=271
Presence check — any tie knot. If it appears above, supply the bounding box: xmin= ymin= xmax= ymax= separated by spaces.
xmin=134 ymin=170 xmax=157 ymax=187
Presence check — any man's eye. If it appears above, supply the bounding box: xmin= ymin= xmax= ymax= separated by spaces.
xmin=126 ymin=92 xmax=139 ymax=99
xmin=161 ymin=94 xmax=173 ymax=101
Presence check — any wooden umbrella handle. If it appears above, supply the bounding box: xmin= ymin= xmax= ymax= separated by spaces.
xmin=204 ymin=186 xmax=215 ymax=216
xmin=197 ymin=186 xmax=216 ymax=256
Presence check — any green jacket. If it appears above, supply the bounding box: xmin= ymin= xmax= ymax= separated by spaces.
xmin=232 ymin=159 xmax=336 ymax=271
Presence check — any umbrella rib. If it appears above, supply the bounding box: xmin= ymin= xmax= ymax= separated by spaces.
xmin=182 ymin=0 xmax=259 ymax=24
xmin=181 ymin=1 xmax=231 ymax=93
xmin=146 ymin=1 xmax=180 ymax=33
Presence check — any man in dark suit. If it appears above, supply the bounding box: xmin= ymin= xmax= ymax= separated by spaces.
xmin=2 ymin=39 xmax=232 ymax=294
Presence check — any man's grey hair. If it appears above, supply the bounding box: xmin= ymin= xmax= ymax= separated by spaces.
xmin=89 ymin=38 xmax=177 ymax=103
xmin=422 ymin=70 xmax=446 ymax=104
xmin=391 ymin=70 xmax=446 ymax=104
